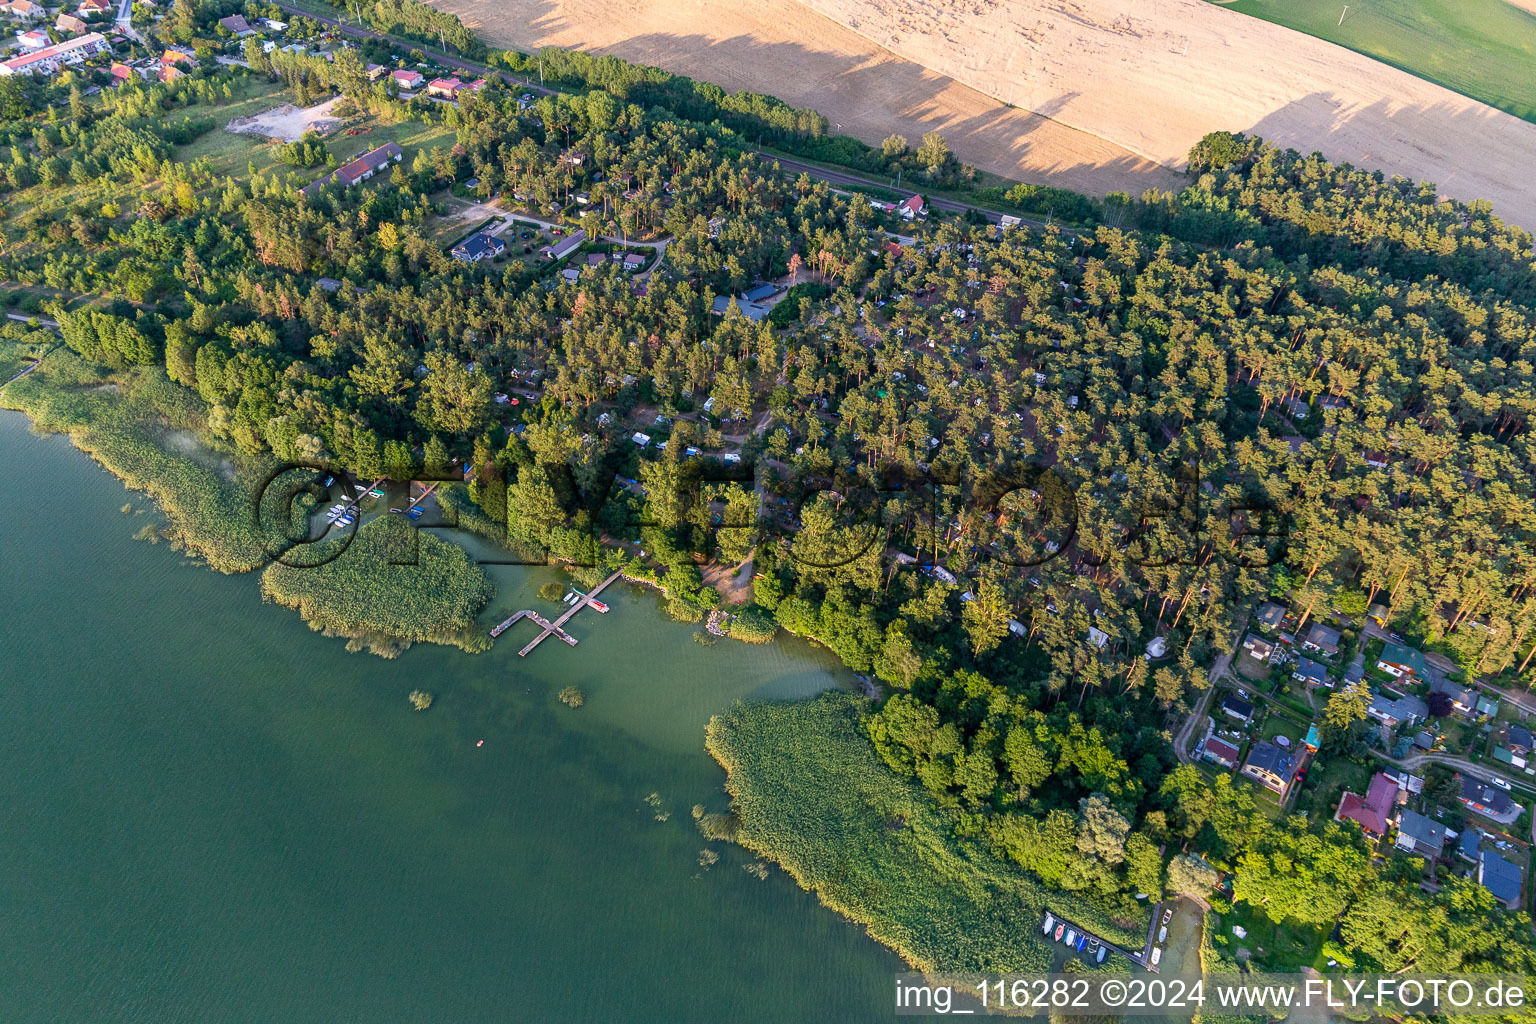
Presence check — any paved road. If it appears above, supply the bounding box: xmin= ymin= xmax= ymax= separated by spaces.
xmin=7 ymin=312 xmax=59 ymax=328
xmin=274 ymin=2 xmax=554 ymax=98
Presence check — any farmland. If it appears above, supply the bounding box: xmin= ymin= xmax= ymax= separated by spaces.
xmin=1213 ymin=0 xmax=1536 ymax=122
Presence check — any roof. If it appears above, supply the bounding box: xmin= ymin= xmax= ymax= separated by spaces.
xmin=1460 ymin=774 xmax=1514 ymax=814
xmin=1221 ymin=694 xmax=1254 ymax=719
xmin=1397 ymin=808 xmax=1448 ymax=849
xmin=899 ymin=194 xmax=924 ymax=213
xmin=1293 ymin=657 xmax=1326 ymax=685
xmin=0 ymin=30 xmax=104 ymax=73
xmin=1337 ymin=773 xmax=1398 ymax=834
xmin=1479 ymin=851 xmax=1522 ymax=905
xmin=1459 ymin=829 xmax=1482 ymax=859
xmin=428 ymin=76 xmax=462 ymax=91
xmin=390 ymin=68 xmax=421 ymax=84
xmin=1511 ymin=726 xmax=1533 ymax=750
xmin=547 ymin=230 xmax=586 ymax=260
xmin=451 ymin=232 xmax=501 ymax=260
xmin=742 ymin=282 xmax=777 ymax=303
xmin=1255 ymin=601 xmax=1286 ymax=627
xmin=1244 ymin=741 xmax=1295 ymax=778
xmin=1304 ymin=622 xmax=1341 ymax=649
xmin=1432 ymin=677 xmax=1478 ymax=707
xmin=335 ymin=142 xmax=402 ymax=184
xmin=1368 ymin=692 xmax=1428 ymax=724
xmin=1203 ymin=737 xmax=1240 ymax=763
xmin=1378 ymin=642 xmax=1429 ymax=676
xmin=218 ymin=14 xmax=251 ymax=32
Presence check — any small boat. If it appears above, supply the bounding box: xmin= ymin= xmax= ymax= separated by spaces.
xmin=1042 ymin=913 xmax=1055 ymax=935
xmin=1096 ymin=946 xmax=1107 ymax=964
xmin=1158 ymin=926 xmax=1167 ymax=943
xmin=1076 ymin=934 xmax=1086 ymax=951
xmin=1064 ymin=929 xmax=1076 ymax=947
xmin=1054 ymin=924 xmax=1065 ymax=942
xmin=1162 ymin=908 xmax=1174 ymax=926
xmin=589 ymin=599 xmax=609 ymax=613
xmin=1150 ymin=948 xmax=1162 ymax=967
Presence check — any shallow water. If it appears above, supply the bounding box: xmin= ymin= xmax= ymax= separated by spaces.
xmin=0 ymin=413 xmax=904 ymax=1023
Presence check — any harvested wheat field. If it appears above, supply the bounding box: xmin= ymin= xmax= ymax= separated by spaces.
xmin=435 ymin=0 xmax=1536 ymax=229
xmin=429 ymin=0 xmax=1180 ymax=198
xmin=801 ymin=0 xmax=1536 ymax=227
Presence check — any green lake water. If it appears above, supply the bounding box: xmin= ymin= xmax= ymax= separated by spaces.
xmin=0 ymin=413 xmax=905 ymax=1022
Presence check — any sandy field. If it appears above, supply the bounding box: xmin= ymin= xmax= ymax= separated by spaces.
xmin=430 ymin=0 xmax=1179 ymax=198
xmin=226 ymin=96 xmax=346 ymax=142
xmin=800 ymin=0 xmax=1536 ymax=227
xmin=433 ymin=0 xmax=1536 ymax=229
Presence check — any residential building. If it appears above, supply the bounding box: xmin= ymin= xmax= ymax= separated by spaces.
xmin=1493 ymin=746 xmax=1527 ymax=770
xmin=1510 ymin=726 xmax=1534 ymax=756
xmin=742 ymin=282 xmax=778 ymax=303
xmin=1394 ymin=809 xmax=1449 ymax=858
xmin=427 ymin=76 xmax=463 ymax=99
xmin=1375 ymin=642 xmax=1429 ymax=682
xmin=1220 ymin=694 xmax=1255 ymax=724
xmin=1457 ymin=829 xmax=1482 ymax=862
xmin=78 ymin=0 xmax=111 ymax=12
xmin=159 ymin=64 xmax=188 ymax=85
xmin=1458 ymin=774 xmax=1515 ymax=818
xmin=1292 ymin=657 xmax=1327 ymax=687
xmin=14 ymin=27 xmax=47 ymax=49
xmin=0 ymin=31 xmax=106 ymax=75
xmin=1201 ymin=736 xmax=1240 ymax=769
xmin=1241 ymin=633 xmax=1274 ymax=660
xmin=622 ymin=253 xmax=645 ymax=272
xmin=1432 ymin=678 xmax=1478 ymax=715
xmin=898 ymin=194 xmax=925 ymax=219
xmin=1241 ymin=741 xmax=1296 ymax=795
xmin=54 ymin=12 xmax=86 ymax=33
xmin=1301 ymin=622 xmax=1342 ymax=657
xmin=1335 ymin=773 xmax=1399 ymax=835
xmin=161 ymin=48 xmax=194 ymax=65
xmin=541 ymin=230 xmax=586 ymax=262
xmin=300 ymin=142 xmax=403 ymax=196
xmin=1477 ymin=693 xmax=1501 ymax=717
xmin=218 ymin=13 xmax=253 ymax=34
xmin=1478 ymin=851 xmax=1523 ymax=909
xmin=1366 ymin=691 xmax=1428 ymax=728
xmin=108 ymin=60 xmax=134 ymax=83
xmin=0 ymin=0 xmax=44 ymax=19
xmin=711 ymin=295 xmax=767 ymax=322
xmin=390 ymin=68 xmax=423 ymax=90
xmin=1254 ymin=601 xmax=1286 ymax=630
xmin=450 ymin=232 xmax=505 ymax=262
xmin=365 ymin=62 xmax=385 ymax=80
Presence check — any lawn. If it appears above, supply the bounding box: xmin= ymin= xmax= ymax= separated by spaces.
xmin=1214 ymin=900 xmax=1328 ymax=972
xmin=1211 ymin=0 xmax=1536 ymax=123
xmin=1259 ymin=711 xmax=1307 ymax=747
xmin=1292 ymin=756 xmax=1373 ymax=820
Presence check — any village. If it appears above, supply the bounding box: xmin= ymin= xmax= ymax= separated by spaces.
xmin=1190 ymin=595 xmax=1535 ymax=925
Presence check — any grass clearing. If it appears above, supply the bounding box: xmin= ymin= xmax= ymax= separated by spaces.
xmin=1214 ymin=0 xmax=1536 ymax=122
xmin=706 ymin=691 xmax=1147 ymax=973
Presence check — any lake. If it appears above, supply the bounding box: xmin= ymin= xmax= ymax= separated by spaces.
xmin=0 ymin=413 xmax=905 ymax=1023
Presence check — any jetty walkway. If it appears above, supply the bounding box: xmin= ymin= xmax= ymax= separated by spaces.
xmin=488 ymin=569 xmax=624 ymax=657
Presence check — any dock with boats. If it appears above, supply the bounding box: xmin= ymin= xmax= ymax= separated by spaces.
xmin=488 ymin=569 xmax=624 ymax=657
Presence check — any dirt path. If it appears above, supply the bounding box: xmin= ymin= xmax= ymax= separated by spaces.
xmin=226 ymin=96 xmax=347 ymax=143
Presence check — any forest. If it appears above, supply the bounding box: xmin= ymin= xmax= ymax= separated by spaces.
xmin=1 ymin=0 xmax=1535 ymax=983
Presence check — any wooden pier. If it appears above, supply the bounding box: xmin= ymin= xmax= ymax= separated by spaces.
xmin=487 ymin=569 xmax=625 ymax=657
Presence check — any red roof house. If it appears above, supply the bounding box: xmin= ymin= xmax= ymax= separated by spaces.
xmin=1336 ymin=772 xmax=1399 ymax=835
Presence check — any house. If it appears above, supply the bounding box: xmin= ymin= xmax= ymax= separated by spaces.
xmin=108 ymin=60 xmax=134 ymax=83
xmin=1086 ymin=626 xmax=1110 ymax=650
xmin=711 ymin=294 xmax=768 ymax=321
xmin=78 ymin=0 xmax=111 ymax=12
xmin=1366 ymin=692 xmax=1428 ymax=729
xmin=1376 ymin=642 xmax=1429 ymax=683
xmin=0 ymin=31 xmax=106 ymax=75
xmin=217 ymin=13 xmax=253 ymax=34
xmin=54 ymin=12 xmax=86 ymax=33
xmin=157 ymin=64 xmax=184 ymax=83
xmin=1201 ymin=736 xmax=1240 ymax=769
xmin=1241 ymin=741 xmax=1296 ymax=795
xmin=1509 ymin=726 xmax=1533 ymax=756
xmin=426 ymin=76 xmax=463 ymax=99
xmin=541 ymin=230 xmax=586 ymax=262
xmin=1145 ymin=636 xmax=1167 ymax=660
xmin=450 ymin=232 xmax=505 ymax=262
xmin=365 ymin=62 xmax=386 ymax=80
xmin=390 ymin=68 xmax=423 ymax=90
xmin=1477 ymin=693 xmax=1501 ymax=717
xmin=622 ymin=253 xmax=645 ymax=272
xmin=1292 ymin=657 xmax=1327 ymax=687
xmin=631 ymin=432 xmax=651 ymax=448
xmin=1220 ymin=694 xmax=1255 ymax=724
xmin=1241 ymin=633 xmax=1274 ymax=660
xmin=898 ymin=194 xmax=925 ymax=220
xmin=1254 ymin=601 xmax=1287 ymax=630
xmin=1301 ymin=622 xmax=1342 ymax=657
xmin=14 ymin=28 xmax=47 ymax=49
xmin=1335 ymin=772 xmax=1399 ymax=835
xmin=161 ymin=48 xmax=194 ymax=65
xmin=1458 ymin=774 xmax=1515 ymax=819
xmin=1493 ymin=746 xmax=1527 ymax=771
xmin=1478 ymin=851 xmax=1523 ymax=909
xmin=1368 ymin=603 xmax=1390 ymax=626
xmin=1283 ymin=397 xmax=1309 ymax=420
xmin=742 ymin=282 xmax=778 ymax=303
xmin=1432 ymin=678 xmax=1478 ymax=715
xmin=560 ymin=268 xmax=579 ymax=282
xmin=1457 ymin=829 xmax=1482 ymax=862
xmin=301 ymin=142 xmax=403 ymax=196
xmin=0 ymin=0 xmax=43 ymax=18
xmin=315 ymin=277 xmax=343 ymax=293
xmin=262 ymin=17 xmax=285 ymax=30
xmin=1394 ymin=809 xmax=1449 ymax=858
